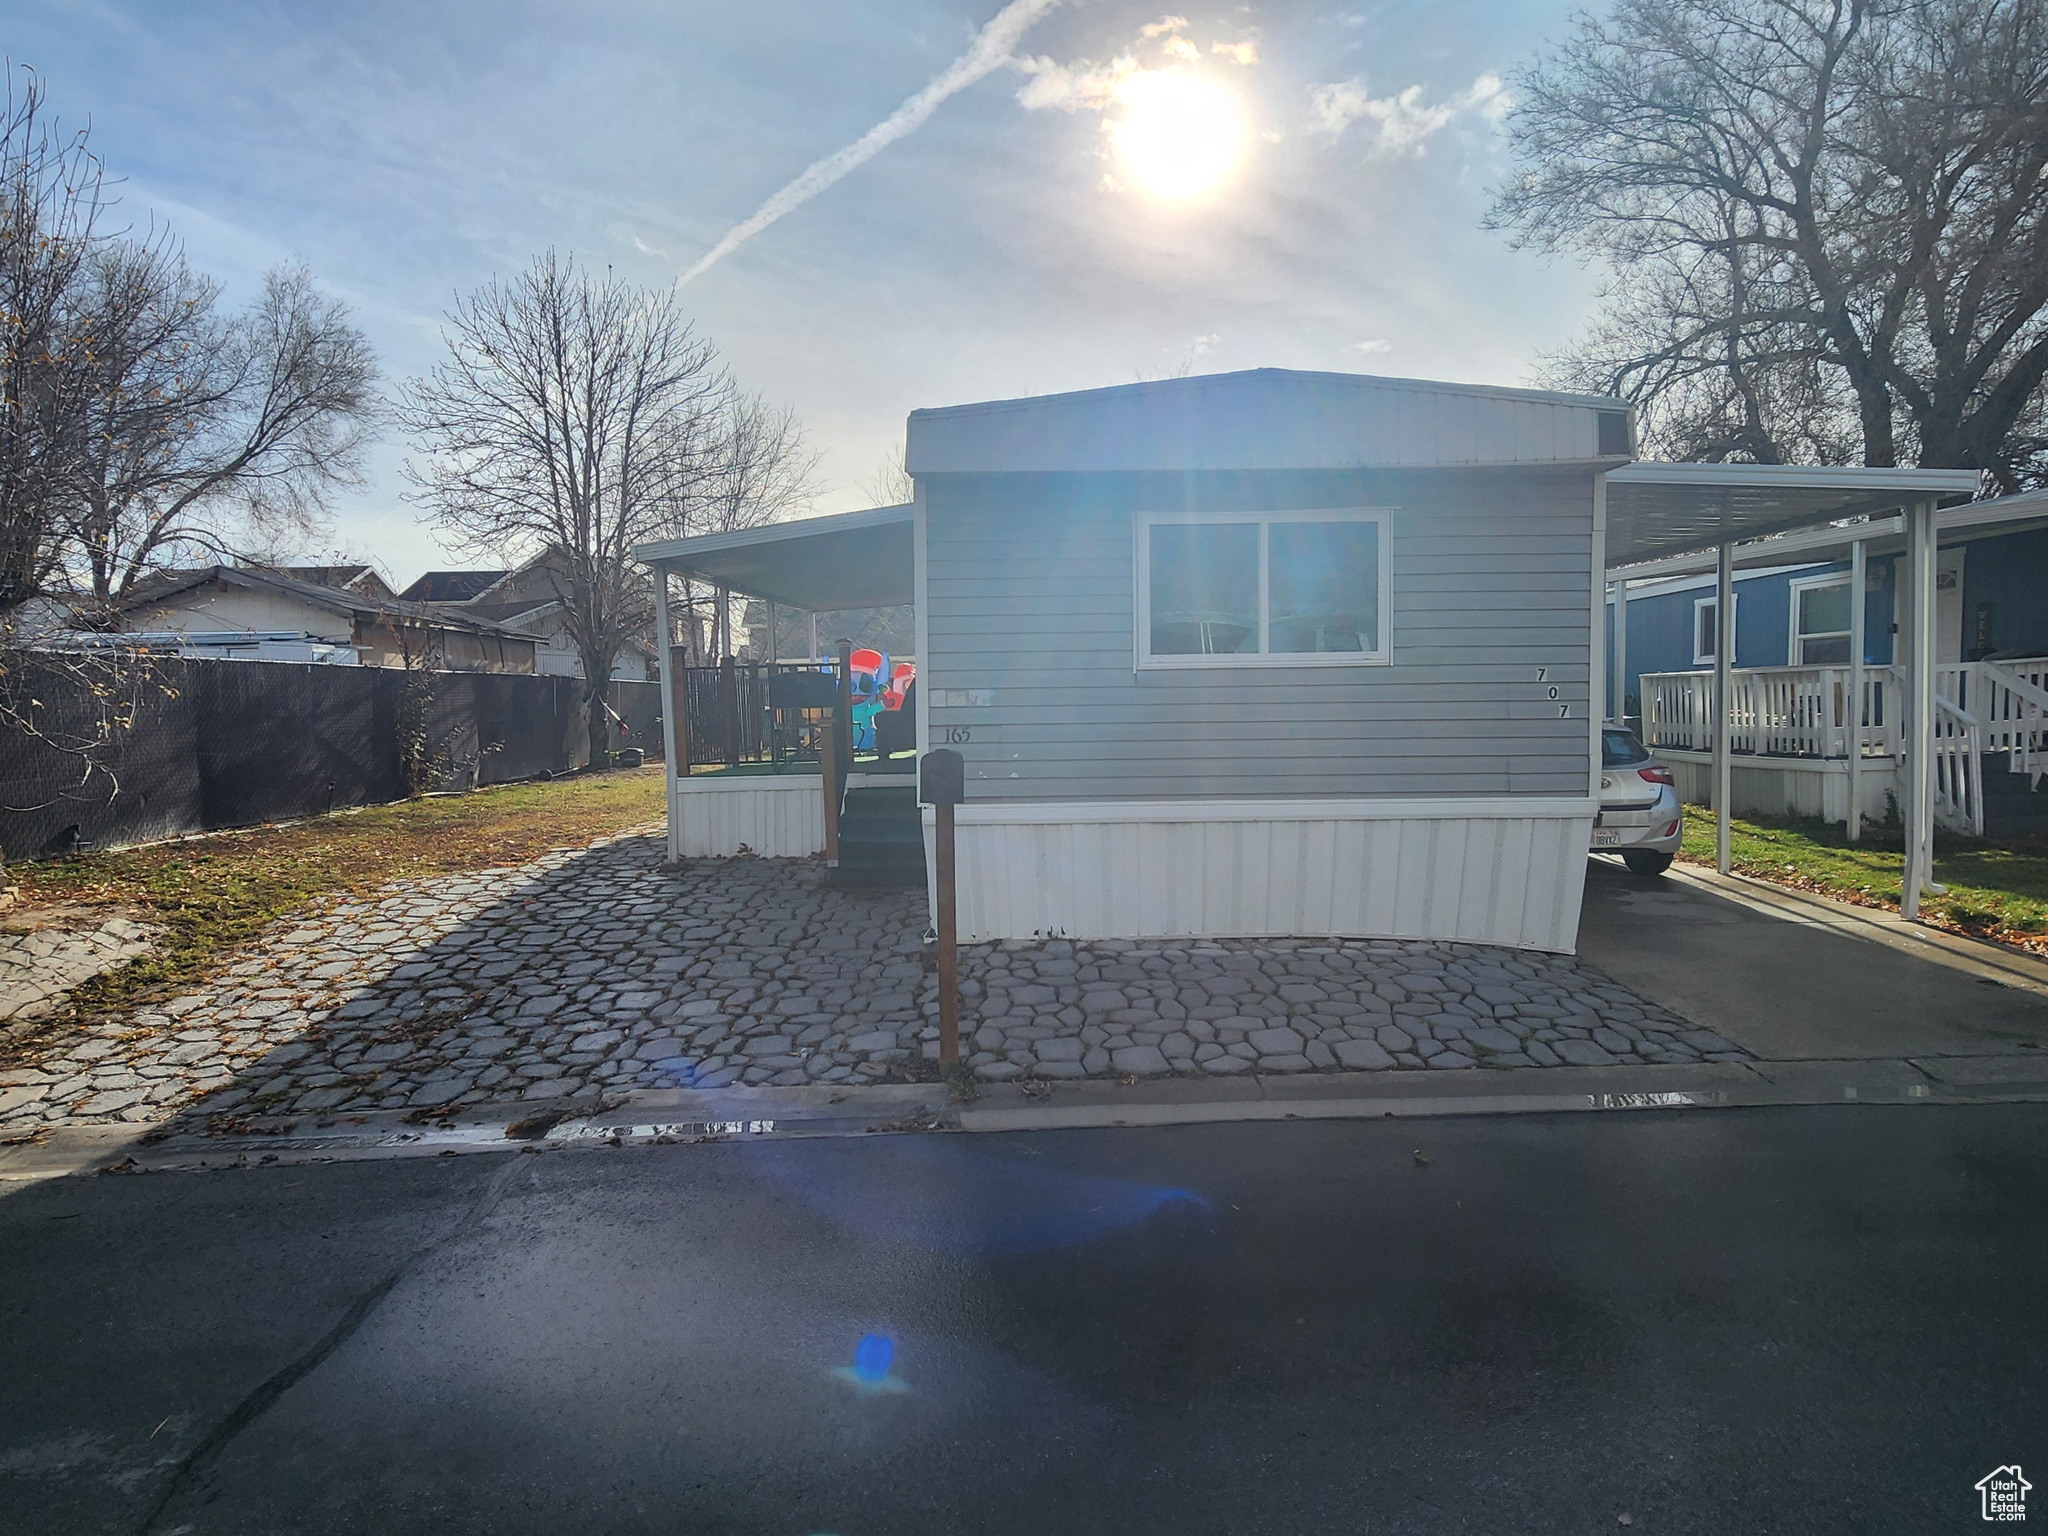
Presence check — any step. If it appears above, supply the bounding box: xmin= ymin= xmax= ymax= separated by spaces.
xmin=1984 ymin=815 xmax=2048 ymax=837
xmin=841 ymin=786 xmax=917 ymax=819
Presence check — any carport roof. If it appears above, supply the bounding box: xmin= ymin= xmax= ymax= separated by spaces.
xmin=630 ymin=463 xmax=1985 ymax=611
xmin=1602 ymin=462 xmax=1980 ymax=567
xmin=634 ymin=503 xmax=914 ymax=612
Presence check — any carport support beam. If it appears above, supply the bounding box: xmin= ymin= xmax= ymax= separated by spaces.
xmin=1613 ymin=577 xmax=1629 ymax=726
xmin=1904 ymin=499 xmax=1941 ymax=919
xmin=654 ymin=570 xmax=678 ymax=777
xmin=1847 ymin=539 xmax=1865 ymax=841
xmin=1715 ymin=540 xmax=1733 ymax=875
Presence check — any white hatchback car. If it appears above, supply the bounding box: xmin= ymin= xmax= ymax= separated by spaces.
xmin=1594 ymin=724 xmax=1683 ymax=876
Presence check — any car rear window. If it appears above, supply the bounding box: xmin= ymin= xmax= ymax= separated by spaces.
xmin=1602 ymin=728 xmax=1651 ymax=767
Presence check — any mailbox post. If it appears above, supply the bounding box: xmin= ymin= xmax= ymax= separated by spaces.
xmin=920 ymin=748 xmax=965 ymax=1067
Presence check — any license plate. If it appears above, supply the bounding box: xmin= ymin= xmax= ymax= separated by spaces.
xmin=1592 ymin=830 xmax=1622 ymax=847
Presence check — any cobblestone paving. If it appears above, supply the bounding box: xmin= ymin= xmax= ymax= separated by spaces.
xmin=0 ymin=833 xmax=1748 ymax=1132
xmin=0 ymin=911 xmax=161 ymax=1028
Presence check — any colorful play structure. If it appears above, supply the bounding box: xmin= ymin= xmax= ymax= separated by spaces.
xmin=846 ymin=648 xmax=916 ymax=753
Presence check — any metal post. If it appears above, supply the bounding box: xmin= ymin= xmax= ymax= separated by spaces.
xmin=1715 ymin=541 xmax=1734 ymax=875
xmin=836 ymin=638 xmax=854 ymax=777
xmin=654 ymin=570 xmax=678 ymax=777
xmin=936 ymin=800 xmax=958 ymax=1067
xmin=1614 ymin=577 xmax=1630 ymax=727
xmin=1847 ymin=539 xmax=1866 ymax=841
xmin=720 ymin=651 xmax=739 ymax=769
xmin=819 ymin=720 xmax=839 ymax=867
xmin=1905 ymin=501 xmax=1941 ymax=918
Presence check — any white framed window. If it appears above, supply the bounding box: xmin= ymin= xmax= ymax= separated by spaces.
xmin=1134 ymin=509 xmax=1393 ymax=669
xmin=1692 ymin=591 xmax=1738 ymax=666
xmin=1788 ymin=574 xmax=1853 ymax=665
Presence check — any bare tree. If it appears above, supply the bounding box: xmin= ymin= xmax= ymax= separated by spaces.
xmin=0 ymin=67 xmax=104 ymax=615
xmin=62 ymin=260 xmax=377 ymax=609
xmin=859 ymin=446 xmax=914 ymax=507
xmin=1492 ymin=0 xmax=2048 ymax=488
xmin=665 ymin=391 xmax=822 ymax=662
xmin=400 ymin=251 xmax=728 ymax=765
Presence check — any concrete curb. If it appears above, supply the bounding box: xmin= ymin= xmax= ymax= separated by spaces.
xmin=7 ymin=1052 xmax=2048 ymax=1183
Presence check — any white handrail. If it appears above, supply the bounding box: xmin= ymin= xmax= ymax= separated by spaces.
xmin=1975 ymin=657 xmax=2048 ymax=789
xmin=1930 ymin=696 xmax=1985 ymax=836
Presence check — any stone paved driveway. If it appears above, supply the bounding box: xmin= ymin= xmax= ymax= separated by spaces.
xmin=0 ymin=834 xmax=1746 ymax=1133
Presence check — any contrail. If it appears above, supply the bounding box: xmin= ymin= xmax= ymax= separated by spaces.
xmin=678 ymin=0 xmax=1064 ymax=287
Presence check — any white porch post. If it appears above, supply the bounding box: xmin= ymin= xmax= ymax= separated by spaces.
xmin=1847 ymin=538 xmax=1866 ymax=840
xmin=1904 ymin=499 xmax=1941 ymax=918
xmin=654 ymin=566 xmax=678 ymax=776
xmin=808 ymin=610 xmax=819 ymax=665
xmin=1715 ymin=540 xmax=1734 ymax=874
xmin=766 ymin=598 xmax=778 ymax=664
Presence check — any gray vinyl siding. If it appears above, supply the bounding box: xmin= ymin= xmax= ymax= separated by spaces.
xmin=922 ymin=467 xmax=1596 ymax=801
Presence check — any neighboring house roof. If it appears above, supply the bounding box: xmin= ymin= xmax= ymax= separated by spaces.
xmin=272 ymin=564 xmax=398 ymax=602
xmin=118 ymin=566 xmax=537 ymax=639
xmin=400 ymin=569 xmax=509 ymax=602
xmin=461 ymin=596 xmax=658 ymax=659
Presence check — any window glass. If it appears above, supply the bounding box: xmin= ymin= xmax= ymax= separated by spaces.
xmin=1696 ymin=600 xmax=1717 ymax=661
xmin=1795 ymin=580 xmax=1853 ymax=664
xmin=1602 ymin=728 xmax=1650 ymax=766
xmin=1149 ymin=523 xmax=1258 ymax=655
xmin=1798 ymin=582 xmax=1851 ymax=635
xmin=1268 ymin=521 xmax=1379 ymax=653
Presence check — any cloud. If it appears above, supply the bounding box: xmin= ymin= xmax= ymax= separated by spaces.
xmin=1015 ymin=17 xmax=1258 ymax=121
xmin=1015 ymin=52 xmax=1137 ymax=113
xmin=678 ymin=0 xmax=1061 ymax=286
xmin=1308 ymin=72 xmax=1509 ymax=157
xmin=1349 ymin=338 xmax=1392 ymax=353
xmin=1191 ymin=332 xmax=1220 ymax=354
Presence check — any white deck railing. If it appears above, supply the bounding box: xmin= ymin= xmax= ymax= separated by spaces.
xmin=1641 ymin=656 xmax=2048 ymax=834
xmin=1642 ymin=665 xmax=1900 ymax=758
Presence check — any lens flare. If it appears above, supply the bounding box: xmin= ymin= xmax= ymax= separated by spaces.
xmin=1110 ymin=71 xmax=1244 ymax=199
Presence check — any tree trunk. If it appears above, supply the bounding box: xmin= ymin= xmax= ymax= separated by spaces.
xmin=581 ymin=654 xmax=615 ymax=769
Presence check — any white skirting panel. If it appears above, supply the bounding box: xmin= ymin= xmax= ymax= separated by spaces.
xmin=1660 ymin=750 xmax=1896 ymax=826
xmin=924 ymin=798 xmax=1597 ymax=953
xmin=668 ymin=775 xmax=825 ymax=859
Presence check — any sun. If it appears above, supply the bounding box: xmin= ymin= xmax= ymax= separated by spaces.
xmin=1110 ymin=71 xmax=1244 ymax=200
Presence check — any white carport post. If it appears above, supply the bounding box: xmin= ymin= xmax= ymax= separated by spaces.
xmin=1847 ymin=538 xmax=1866 ymax=840
xmin=654 ymin=566 xmax=678 ymax=776
xmin=1714 ymin=540 xmax=1734 ymax=874
xmin=1613 ymin=577 xmax=1629 ymax=724
xmin=1903 ymin=499 xmax=1942 ymax=919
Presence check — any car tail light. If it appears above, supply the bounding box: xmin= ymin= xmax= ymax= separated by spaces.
xmin=1662 ymin=820 xmax=1681 ymax=837
xmin=1638 ymin=764 xmax=1675 ymax=786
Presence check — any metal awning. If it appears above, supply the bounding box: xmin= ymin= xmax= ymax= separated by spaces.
xmin=633 ymin=504 xmax=914 ymax=612
xmin=1604 ymin=462 xmax=1981 ymax=567
xmin=1610 ymin=486 xmax=2048 ymax=583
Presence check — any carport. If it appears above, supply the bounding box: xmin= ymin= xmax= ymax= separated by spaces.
xmin=1602 ymin=463 xmax=1982 ymax=917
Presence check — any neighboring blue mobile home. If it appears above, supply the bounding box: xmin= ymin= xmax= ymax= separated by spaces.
xmin=1607 ymin=494 xmax=2048 ymax=834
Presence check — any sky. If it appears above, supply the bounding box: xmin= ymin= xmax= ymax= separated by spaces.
xmin=10 ymin=0 xmax=1605 ymax=588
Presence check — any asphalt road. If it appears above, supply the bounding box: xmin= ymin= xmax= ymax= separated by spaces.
xmin=4 ymin=1106 xmax=2043 ymax=1536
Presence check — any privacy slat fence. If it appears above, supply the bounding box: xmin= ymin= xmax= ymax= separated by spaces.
xmin=0 ymin=655 xmax=661 ymax=862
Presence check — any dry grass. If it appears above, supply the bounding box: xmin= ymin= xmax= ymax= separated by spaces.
xmin=4 ymin=767 xmax=666 ymax=1044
